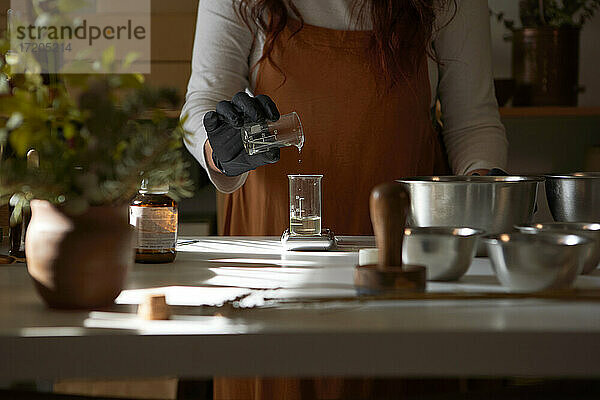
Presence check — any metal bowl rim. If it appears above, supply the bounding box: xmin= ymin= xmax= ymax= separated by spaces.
xmin=483 ymin=232 xmax=593 ymax=246
xmin=515 ymin=223 xmax=600 ymax=232
xmin=397 ymin=176 xmax=544 ymax=183
xmin=404 ymin=227 xmax=485 ymax=237
xmin=544 ymin=172 xmax=600 ymax=179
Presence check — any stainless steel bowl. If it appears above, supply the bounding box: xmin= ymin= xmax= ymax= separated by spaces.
xmin=545 ymin=173 xmax=600 ymax=222
xmin=403 ymin=227 xmax=484 ymax=281
xmin=484 ymin=232 xmax=592 ymax=292
xmin=515 ymin=222 xmax=600 ymax=274
xmin=397 ymin=177 xmax=543 ymax=253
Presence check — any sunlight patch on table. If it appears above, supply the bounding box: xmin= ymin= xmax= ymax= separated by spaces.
xmin=116 ymin=286 xmax=252 ymax=307
xmin=209 ymin=258 xmax=317 ymax=267
xmin=176 ymin=238 xmax=283 ymax=255
xmin=83 ymin=313 xmax=249 ymax=335
xmin=204 ymin=267 xmax=311 ymax=289
xmin=18 ymin=327 xmax=91 ymax=337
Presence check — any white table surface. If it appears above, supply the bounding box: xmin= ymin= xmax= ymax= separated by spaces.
xmin=1 ymin=236 xmax=600 ymax=380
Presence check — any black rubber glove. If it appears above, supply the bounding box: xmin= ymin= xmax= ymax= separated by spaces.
xmin=203 ymin=92 xmax=280 ymax=177
xmin=471 ymin=168 xmax=509 ymax=176
xmin=486 ymin=168 xmax=509 ymax=176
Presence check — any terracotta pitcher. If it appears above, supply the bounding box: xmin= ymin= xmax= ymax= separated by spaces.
xmin=25 ymin=200 xmax=134 ymax=309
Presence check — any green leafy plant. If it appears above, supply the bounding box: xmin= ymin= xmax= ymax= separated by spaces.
xmin=0 ymin=37 xmax=194 ymax=221
xmin=492 ymin=0 xmax=600 ymax=31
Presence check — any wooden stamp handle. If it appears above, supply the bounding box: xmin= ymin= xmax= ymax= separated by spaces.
xmin=370 ymin=183 xmax=410 ymax=270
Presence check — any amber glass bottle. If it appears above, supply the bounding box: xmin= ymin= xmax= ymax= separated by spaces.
xmin=129 ymin=182 xmax=178 ymax=263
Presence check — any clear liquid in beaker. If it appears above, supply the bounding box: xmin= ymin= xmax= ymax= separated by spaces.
xmin=242 ymin=124 xmax=279 ymax=155
xmin=288 ymin=174 xmax=322 ymax=236
xmin=290 ymin=215 xmax=321 ymax=235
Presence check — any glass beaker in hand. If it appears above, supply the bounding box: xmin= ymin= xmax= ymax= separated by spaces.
xmin=288 ymin=175 xmax=322 ymax=236
xmin=242 ymin=112 xmax=304 ymax=156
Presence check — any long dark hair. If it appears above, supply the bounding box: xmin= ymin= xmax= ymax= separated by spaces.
xmin=236 ymin=0 xmax=456 ymax=88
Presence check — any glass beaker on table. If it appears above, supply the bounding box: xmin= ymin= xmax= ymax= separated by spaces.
xmin=288 ymin=175 xmax=322 ymax=236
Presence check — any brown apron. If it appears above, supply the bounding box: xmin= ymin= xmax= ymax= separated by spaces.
xmin=221 ymin=18 xmax=448 ymax=237
xmin=215 ymin=18 xmax=451 ymax=400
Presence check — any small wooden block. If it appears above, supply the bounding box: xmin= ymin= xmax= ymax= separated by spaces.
xmin=354 ymin=264 xmax=426 ymax=294
xmin=0 ymin=255 xmax=15 ymax=265
xmin=138 ymin=294 xmax=171 ymax=320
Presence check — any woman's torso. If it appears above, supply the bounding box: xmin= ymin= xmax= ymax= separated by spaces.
xmin=220 ymin=17 xmax=449 ymax=236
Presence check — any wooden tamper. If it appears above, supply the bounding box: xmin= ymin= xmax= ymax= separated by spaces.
xmin=138 ymin=294 xmax=171 ymax=320
xmin=354 ymin=183 xmax=426 ymax=294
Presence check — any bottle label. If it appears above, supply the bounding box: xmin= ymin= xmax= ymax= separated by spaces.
xmin=129 ymin=206 xmax=178 ymax=250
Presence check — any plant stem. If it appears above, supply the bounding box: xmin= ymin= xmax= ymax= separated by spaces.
xmin=539 ymin=0 xmax=546 ymax=24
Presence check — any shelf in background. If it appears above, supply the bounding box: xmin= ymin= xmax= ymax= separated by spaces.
xmin=163 ymin=109 xmax=182 ymax=119
xmin=500 ymin=107 xmax=600 ymax=117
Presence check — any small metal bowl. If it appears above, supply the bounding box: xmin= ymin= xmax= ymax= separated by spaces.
xmin=484 ymin=232 xmax=592 ymax=292
xmin=515 ymin=223 xmax=600 ymax=274
xmin=403 ymin=227 xmax=484 ymax=281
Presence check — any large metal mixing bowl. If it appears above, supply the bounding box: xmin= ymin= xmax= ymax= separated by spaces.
xmin=484 ymin=232 xmax=592 ymax=292
xmin=397 ymin=176 xmax=543 ymax=237
xmin=515 ymin=222 xmax=600 ymax=274
xmin=403 ymin=227 xmax=483 ymax=281
xmin=545 ymin=173 xmax=600 ymax=222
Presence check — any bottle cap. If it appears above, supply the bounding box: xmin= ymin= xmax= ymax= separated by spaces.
xmin=140 ymin=179 xmax=169 ymax=194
